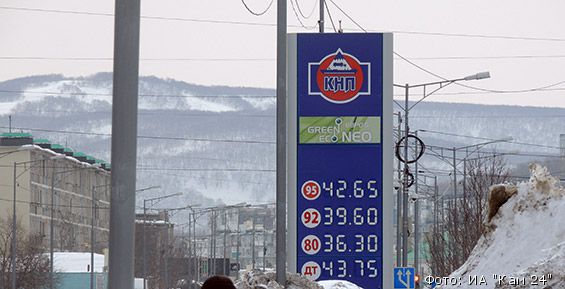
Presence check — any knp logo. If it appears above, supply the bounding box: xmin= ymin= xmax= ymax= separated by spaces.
xmin=308 ymin=49 xmax=371 ymax=104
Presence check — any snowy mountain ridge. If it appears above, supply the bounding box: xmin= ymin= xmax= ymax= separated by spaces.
xmin=2 ymin=74 xmax=565 ymax=207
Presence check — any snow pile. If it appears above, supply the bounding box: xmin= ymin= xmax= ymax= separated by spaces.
xmin=236 ymin=270 xmax=322 ymax=289
xmin=317 ymin=280 xmax=363 ymax=289
xmin=440 ymin=164 xmax=565 ymax=289
xmin=236 ymin=270 xmax=362 ymax=289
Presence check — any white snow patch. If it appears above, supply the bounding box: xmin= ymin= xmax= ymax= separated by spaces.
xmin=53 ymin=252 xmax=105 ymax=273
xmin=242 ymin=96 xmax=276 ymax=110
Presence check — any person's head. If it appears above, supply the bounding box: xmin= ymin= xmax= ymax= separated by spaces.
xmin=201 ymin=275 xmax=236 ymax=289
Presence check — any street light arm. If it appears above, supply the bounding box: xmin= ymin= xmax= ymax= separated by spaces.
xmin=408 ymin=81 xmax=457 ymax=111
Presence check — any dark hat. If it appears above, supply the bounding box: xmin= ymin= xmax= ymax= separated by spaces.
xmin=201 ymin=275 xmax=236 ymax=289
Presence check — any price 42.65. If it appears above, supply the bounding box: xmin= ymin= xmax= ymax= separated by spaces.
xmin=322 ymin=180 xmax=378 ymax=198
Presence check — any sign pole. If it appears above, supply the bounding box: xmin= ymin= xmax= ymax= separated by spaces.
xmin=276 ymin=0 xmax=287 ymax=285
xmin=108 ymin=0 xmax=140 ymax=288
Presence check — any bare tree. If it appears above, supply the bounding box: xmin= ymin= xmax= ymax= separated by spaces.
xmin=0 ymin=218 xmax=53 ymax=289
xmin=427 ymin=154 xmax=510 ymax=276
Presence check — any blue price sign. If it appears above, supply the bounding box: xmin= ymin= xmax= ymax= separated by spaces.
xmin=287 ymin=33 xmax=393 ymax=289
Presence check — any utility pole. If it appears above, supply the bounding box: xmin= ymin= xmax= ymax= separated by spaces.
xmin=91 ymin=185 xmax=96 ymax=289
xmin=108 ymin=0 xmax=140 ymax=288
xmin=402 ymin=84 xmax=410 ymax=267
xmin=142 ymin=202 xmax=147 ymax=289
xmin=187 ymin=212 xmax=192 ymax=284
xmin=414 ymin=136 xmax=420 ymax=276
xmin=396 ymin=112 xmax=402 ymax=266
xmin=276 ymin=0 xmax=287 ymax=284
xmin=252 ymin=210 xmax=256 ymax=270
xmin=236 ymin=208 xmax=241 ymax=277
xmin=50 ymin=168 xmax=56 ymax=289
xmin=223 ymin=209 xmax=228 ymax=276
xmin=11 ymin=163 xmax=16 ymax=289
xmin=262 ymin=214 xmax=267 ymax=271
xmin=318 ymin=0 xmax=324 ymax=33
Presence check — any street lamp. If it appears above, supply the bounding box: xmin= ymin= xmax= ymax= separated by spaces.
xmin=142 ymin=192 xmax=181 ymax=289
xmin=49 ymin=159 xmax=102 ymax=289
xmin=394 ymin=71 xmax=490 ymax=267
xmin=11 ymin=152 xmax=64 ymax=289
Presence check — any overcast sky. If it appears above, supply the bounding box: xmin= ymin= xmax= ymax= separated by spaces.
xmin=1 ymin=0 xmax=564 ymax=107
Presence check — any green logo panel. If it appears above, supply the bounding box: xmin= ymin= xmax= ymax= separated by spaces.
xmin=299 ymin=116 xmax=381 ymax=144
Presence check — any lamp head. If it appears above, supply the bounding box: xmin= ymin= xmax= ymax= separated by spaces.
xmin=464 ymin=71 xmax=491 ymax=81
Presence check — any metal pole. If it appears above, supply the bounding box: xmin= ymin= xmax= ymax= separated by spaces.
xmin=402 ymin=84 xmax=409 ymax=266
xmin=50 ymin=167 xmax=55 ymax=289
xmin=252 ymin=210 xmax=256 ymax=270
xmin=164 ymin=210 xmax=169 ymax=289
xmin=108 ymin=0 xmax=140 ymax=287
xmin=452 ymin=147 xmax=458 ymax=265
xmin=396 ymin=112 xmax=402 ymax=266
xmin=276 ymin=0 xmax=287 ymax=284
xmin=142 ymin=201 xmax=147 ymax=289
xmin=192 ymin=213 xmax=197 ymax=282
xmin=414 ymin=146 xmax=419 ymax=275
xmin=91 ymin=185 xmax=96 ymax=289
xmin=187 ymin=212 xmax=191 ymax=283
xmin=223 ymin=209 xmax=227 ymax=276
xmin=11 ymin=162 xmax=16 ymax=289
xmin=236 ymin=208 xmax=241 ymax=277
xmin=210 ymin=210 xmax=216 ymax=275
xmin=262 ymin=215 xmax=266 ymax=271
xmin=318 ymin=0 xmax=324 ymax=33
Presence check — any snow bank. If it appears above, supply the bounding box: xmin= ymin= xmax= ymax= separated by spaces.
xmin=236 ymin=270 xmax=361 ymax=289
xmin=439 ymin=164 xmax=565 ymax=289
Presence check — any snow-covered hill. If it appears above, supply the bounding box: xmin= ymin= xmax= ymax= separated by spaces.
xmin=439 ymin=164 xmax=565 ymax=289
xmin=2 ymin=73 xmax=565 ymax=209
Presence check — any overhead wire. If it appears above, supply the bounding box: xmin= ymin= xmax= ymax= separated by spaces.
xmin=4 ymin=55 xmax=565 ymax=62
xmin=325 ymin=0 xmax=366 ymax=32
xmin=418 ymin=129 xmax=560 ymax=150
xmin=324 ymin=0 xmax=337 ymax=33
xmin=289 ymin=0 xmax=317 ymax=30
xmin=393 ymin=51 xmax=565 ymax=94
xmin=0 ymin=89 xmax=276 ymax=98
xmin=240 ymin=0 xmax=275 ymax=16
xmin=294 ymin=0 xmax=317 ymax=19
xmin=2 ymin=6 xmax=565 ymax=42
xmin=0 ymin=125 xmax=276 ymax=145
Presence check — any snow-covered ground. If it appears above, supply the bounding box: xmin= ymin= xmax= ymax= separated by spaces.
xmin=438 ymin=164 xmax=565 ymax=289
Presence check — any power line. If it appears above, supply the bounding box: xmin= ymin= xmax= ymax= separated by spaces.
xmin=412 ymin=114 xmax=565 ymax=119
xmin=0 ymin=89 xmax=275 ymax=98
xmin=240 ymin=0 xmax=275 ymax=16
xmin=326 ymin=0 xmax=366 ymax=32
xmin=0 ymin=126 xmax=276 ymax=145
xmin=393 ymin=51 xmax=565 ymax=94
xmin=324 ymin=0 xmax=337 ymax=33
xmin=0 ymin=164 xmax=275 ymax=172
xmin=137 ymin=167 xmax=275 ymax=172
xmin=0 ymin=56 xmax=275 ymax=62
xmin=0 ymin=196 xmax=110 ymax=210
xmin=294 ymin=0 xmax=317 ymax=19
xmin=4 ymin=55 xmax=565 ymax=62
xmin=6 ymin=109 xmax=275 ymax=118
xmin=289 ymin=0 xmax=317 ymax=30
xmin=418 ymin=129 xmax=560 ymax=150
xmin=3 ymin=5 xmax=565 ymax=42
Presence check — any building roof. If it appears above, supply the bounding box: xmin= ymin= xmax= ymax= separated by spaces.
xmin=53 ymin=252 xmax=106 ymax=273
